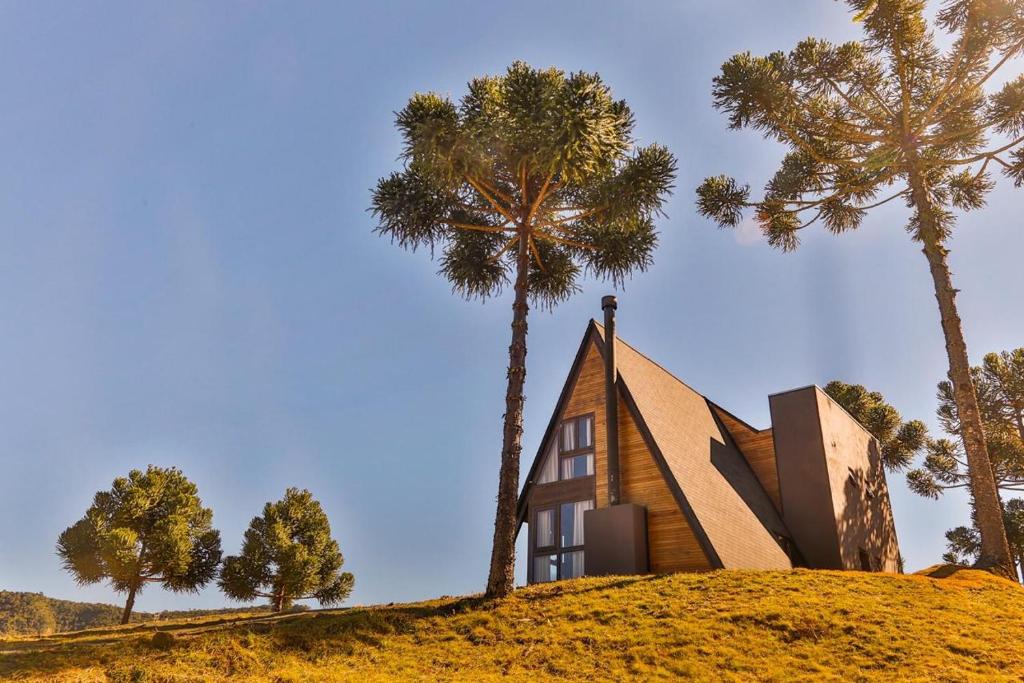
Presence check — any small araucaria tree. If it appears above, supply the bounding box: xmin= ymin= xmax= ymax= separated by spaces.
xmin=371 ymin=61 xmax=677 ymax=597
xmin=219 ymin=488 xmax=354 ymax=612
xmin=697 ymin=0 xmax=1024 ymax=576
xmin=57 ymin=466 xmax=222 ymax=624
xmin=944 ymin=498 xmax=1024 ymax=579
xmin=908 ymin=348 xmax=1024 ymax=501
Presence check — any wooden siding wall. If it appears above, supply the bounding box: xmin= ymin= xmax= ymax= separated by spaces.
xmin=562 ymin=342 xmax=607 ymax=506
xmin=535 ymin=338 xmax=710 ymax=574
xmin=713 ymin=408 xmax=782 ymax=515
xmin=618 ymin=399 xmax=711 ymax=572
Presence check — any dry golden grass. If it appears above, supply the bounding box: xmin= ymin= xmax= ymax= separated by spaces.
xmin=1 ymin=566 xmax=1021 ymax=682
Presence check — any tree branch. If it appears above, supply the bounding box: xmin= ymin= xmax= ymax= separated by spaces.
xmin=914 ymin=24 xmax=981 ymax=133
xmin=924 ymin=38 xmax=1024 ymax=133
xmin=528 ymin=236 xmax=545 ymax=271
xmin=935 ymin=135 xmax=1024 ymax=166
xmin=857 ymin=188 xmax=910 ymax=210
xmin=535 ymin=231 xmax=598 ymax=251
xmin=489 ymin=236 xmax=519 ymax=262
xmin=445 ymin=220 xmax=515 ymax=235
xmin=466 ymin=176 xmax=517 ymax=223
xmin=991 ymin=155 xmax=1015 ymax=171
xmin=796 ymin=210 xmax=822 ymax=229
xmin=779 ymin=175 xmax=905 ymax=216
xmin=822 ymin=77 xmax=892 ymax=130
xmin=772 ymin=114 xmax=859 ymax=167
xmin=537 ymin=205 xmax=607 ymax=228
xmin=471 ymin=174 xmax=514 ymax=205
xmin=526 ymin=170 xmax=556 ymax=224
xmin=857 ymin=80 xmax=899 ymax=121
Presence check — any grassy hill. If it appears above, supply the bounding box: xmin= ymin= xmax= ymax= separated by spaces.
xmin=1 ymin=567 xmax=1021 ymax=682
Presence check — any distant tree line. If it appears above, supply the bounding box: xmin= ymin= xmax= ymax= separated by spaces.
xmin=0 ymin=591 xmax=274 ymax=637
xmin=55 ymin=466 xmax=354 ymax=624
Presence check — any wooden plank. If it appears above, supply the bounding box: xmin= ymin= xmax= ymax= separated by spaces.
xmin=712 ymin=407 xmax=782 ymax=515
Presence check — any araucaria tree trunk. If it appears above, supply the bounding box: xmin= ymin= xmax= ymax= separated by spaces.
xmin=486 ymin=232 xmax=531 ymax=598
xmin=121 ymin=583 xmax=138 ymax=625
xmin=909 ymin=169 xmax=1014 ymax=577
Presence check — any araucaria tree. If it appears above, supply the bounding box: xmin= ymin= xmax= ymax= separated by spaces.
xmin=371 ymin=61 xmax=676 ymax=597
xmin=697 ymin=0 xmax=1024 ymax=575
xmin=907 ymin=349 xmax=1024 ymax=500
xmin=944 ymin=499 xmax=1024 ymax=579
xmin=828 ymin=350 xmax=1024 ymax=577
xmin=824 ymin=380 xmax=928 ymax=470
xmin=219 ymin=488 xmax=354 ymax=612
xmin=56 ymin=466 xmax=222 ymax=624
xmin=909 ymin=349 xmax=1024 ymax=580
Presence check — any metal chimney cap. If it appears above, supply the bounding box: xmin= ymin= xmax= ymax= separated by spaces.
xmin=601 ymin=295 xmax=618 ymax=310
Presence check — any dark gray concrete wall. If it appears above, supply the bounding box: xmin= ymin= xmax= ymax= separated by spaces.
xmin=769 ymin=386 xmax=901 ymax=572
xmin=769 ymin=387 xmax=843 ymax=568
xmin=813 ymin=389 xmax=901 ymax=572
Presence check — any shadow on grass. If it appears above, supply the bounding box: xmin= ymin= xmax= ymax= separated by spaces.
xmin=917 ymin=563 xmax=974 ymax=579
xmin=515 ymin=574 xmax=659 ymax=602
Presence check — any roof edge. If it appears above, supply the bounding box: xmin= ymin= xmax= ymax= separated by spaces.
xmin=515 ymin=320 xmax=602 ymax=533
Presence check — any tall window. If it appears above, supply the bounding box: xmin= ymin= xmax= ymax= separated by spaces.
xmin=537 ymin=441 xmax=558 ymax=484
xmin=536 ymin=414 xmax=595 ymax=484
xmin=533 ymin=499 xmax=594 ymax=582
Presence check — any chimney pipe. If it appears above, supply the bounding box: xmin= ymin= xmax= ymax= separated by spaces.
xmin=602 ymin=295 xmax=621 ymax=506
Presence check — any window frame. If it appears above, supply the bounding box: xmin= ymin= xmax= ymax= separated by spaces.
xmin=530 ymin=497 xmax=594 ymax=582
xmin=556 ymin=413 xmax=596 ymax=482
xmin=534 ymin=412 xmax=596 ymax=486
xmin=534 ymin=506 xmax=557 ymax=553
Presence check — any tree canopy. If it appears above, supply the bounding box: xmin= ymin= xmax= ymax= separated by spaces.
xmin=56 ymin=466 xmax=222 ymax=624
xmin=696 ymin=1 xmax=1024 ymax=250
xmin=219 ymin=488 xmax=354 ymax=612
xmin=944 ymin=498 xmax=1024 ymax=579
xmin=372 ymin=60 xmax=676 ymax=307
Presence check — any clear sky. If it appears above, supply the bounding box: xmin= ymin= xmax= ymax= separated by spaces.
xmin=1 ymin=1 xmax=1021 ymax=612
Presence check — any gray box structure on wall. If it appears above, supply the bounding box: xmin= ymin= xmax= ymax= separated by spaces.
xmin=584 ymin=503 xmax=649 ymax=576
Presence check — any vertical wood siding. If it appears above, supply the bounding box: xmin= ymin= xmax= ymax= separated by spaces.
xmin=712 ymin=408 xmax=782 ymax=515
xmin=561 ymin=342 xmax=608 ymax=507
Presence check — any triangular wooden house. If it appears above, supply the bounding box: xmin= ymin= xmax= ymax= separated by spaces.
xmin=516 ymin=298 xmax=901 ymax=583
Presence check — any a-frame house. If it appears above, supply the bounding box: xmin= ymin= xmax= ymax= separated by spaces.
xmin=516 ymin=298 xmax=901 ymax=583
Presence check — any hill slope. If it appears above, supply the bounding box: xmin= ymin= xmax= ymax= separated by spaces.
xmin=2 ymin=567 xmax=1022 ymax=681
xmin=0 ymin=591 xmax=271 ymax=636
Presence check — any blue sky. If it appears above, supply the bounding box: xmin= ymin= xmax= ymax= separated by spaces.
xmin=1 ymin=1 xmax=1021 ymax=611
